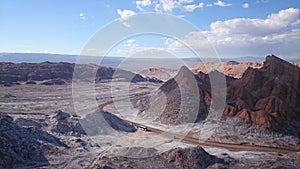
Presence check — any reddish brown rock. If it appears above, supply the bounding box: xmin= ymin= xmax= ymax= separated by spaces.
xmin=236 ymin=109 xmax=251 ymax=123
xmin=224 ymin=55 xmax=300 ymax=132
xmin=250 ymin=110 xmax=274 ymax=129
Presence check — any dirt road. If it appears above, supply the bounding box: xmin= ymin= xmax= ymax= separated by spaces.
xmin=127 ymin=120 xmax=298 ymax=154
xmin=99 ymin=99 xmax=299 ymax=154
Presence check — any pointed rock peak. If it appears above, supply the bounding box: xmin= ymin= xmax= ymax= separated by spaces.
xmin=242 ymin=66 xmax=257 ymax=77
xmin=264 ymin=55 xmax=289 ymax=67
xmin=262 ymin=55 xmax=299 ymax=76
xmin=173 ymin=65 xmax=198 ymax=86
xmin=266 ymin=54 xmax=284 ymax=61
xmin=160 ymin=65 xmax=195 ymax=92
xmin=174 ymin=65 xmax=194 ymax=80
xmin=177 ymin=65 xmax=192 ymax=75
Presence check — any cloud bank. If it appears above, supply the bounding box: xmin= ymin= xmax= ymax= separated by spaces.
xmin=163 ymin=8 xmax=300 ymax=58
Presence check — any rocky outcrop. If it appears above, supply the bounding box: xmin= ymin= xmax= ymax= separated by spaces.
xmin=48 ymin=110 xmax=86 ymax=137
xmin=0 ymin=113 xmax=67 ymax=168
xmin=80 ymin=110 xmax=137 ymax=136
xmin=90 ymin=146 xmax=223 ymax=169
xmin=224 ymin=55 xmax=300 ymax=132
xmin=0 ymin=111 xmax=101 ymax=169
xmin=165 ymin=146 xmax=222 ymax=169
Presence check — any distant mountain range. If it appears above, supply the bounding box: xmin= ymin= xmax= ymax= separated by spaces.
xmin=1 ymin=53 xmax=299 ymax=69
xmin=0 ymin=53 xmax=124 ymax=67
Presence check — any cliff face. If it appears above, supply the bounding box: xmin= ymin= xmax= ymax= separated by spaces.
xmin=0 ymin=62 xmax=74 ymax=82
xmin=0 ymin=62 xmax=158 ymax=84
xmin=225 ymin=55 xmax=300 ymax=131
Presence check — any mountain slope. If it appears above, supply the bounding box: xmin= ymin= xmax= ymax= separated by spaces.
xmin=224 ymin=55 xmax=300 ymax=132
xmin=139 ymin=66 xmax=211 ymax=125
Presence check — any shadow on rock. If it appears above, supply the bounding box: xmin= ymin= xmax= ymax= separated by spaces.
xmin=0 ymin=113 xmax=67 ymax=169
xmin=90 ymin=146 xmax=225 ymax=169
xmin=79 ymin=109 xmax=136 ymax=136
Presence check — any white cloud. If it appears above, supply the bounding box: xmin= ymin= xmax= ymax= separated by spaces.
xmin=207 ymin=8 xmax=300 ymax=57
xmin=154 ymin=0 xmax=180 ymax=12
xmin=164 ymin=8 xmax=300 ymax=58
xmin=160 ymin=0 xmax=178 ymax=12
xmin=242 ymin=3 xmax=249 ymax=9
xmin=178 ymin=0 xmax=194 ymax=3
xmin=214 ymin=0 xmax=232 ymax=7
xmin=136 ymin=0 xmax=152 ymax=11
xmin=183 ymin=2 xmax=204 ymax=12
xmin=210 ymin=8 xmax=300 ymax=36
xmin=127 ymin=39 xmax=136 ymax=44
xmin=164 ymin=32 xmax=215 ymax=57
xmin=79 ymin=13 xmax=86 ymax=19
xmin=125 ymin=39 xmax=139 ymax=49
xmin=112 ymin=43 xmax=168 ymax=58
xmin=116 ymin=9 xmax=136 ymax=27
xmin=117 ymin=9 xmax=136 ymax=21
xmin=136 ymin=0 xmax=206 ymax=13
xmin=154 ymin=4 xmax=161 ymax=12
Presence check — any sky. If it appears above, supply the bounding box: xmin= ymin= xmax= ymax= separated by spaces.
xmin=0 ymin=0 xmax=300 ymax=58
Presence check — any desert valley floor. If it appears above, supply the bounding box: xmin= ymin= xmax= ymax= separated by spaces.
xmin=1 ymin=56 xmax=300 ymax=168
xmin=0 ymin=82 xmax=299 ymax=168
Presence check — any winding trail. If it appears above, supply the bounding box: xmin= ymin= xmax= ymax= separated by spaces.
xmin=97 ymin=94 xmax=299 ymax=154
xmin=126 ymin=120 xmax=297 ymax=154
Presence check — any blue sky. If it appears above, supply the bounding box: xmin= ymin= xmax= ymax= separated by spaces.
xmin=0 ymin=0 xmax=300 ymax=58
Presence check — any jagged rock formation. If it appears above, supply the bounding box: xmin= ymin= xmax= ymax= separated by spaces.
xmin=0 ymin=113 xmax=67 ymax=168
xmin=90 ymin=146 xmax=224 ymax=169
xmin=0 ymin=62 xmax=159 ymax=84
xmin=139 ymin=55 xmax=300 ymax=135
xmin=224 ymin=55 xmax=300 ymax=132
xmin=0 ymin=111 xmax=100 ymax=169
xmin=48 ymin=110 xmax=86 ymax=137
